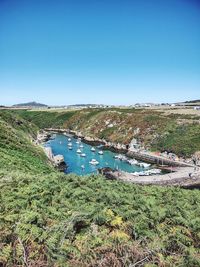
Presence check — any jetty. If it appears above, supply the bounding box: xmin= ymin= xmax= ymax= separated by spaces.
xmin=127 ymin=151 xmax=193 ymax=167
xmin=101 ymin=167 xmax=200 ymax=189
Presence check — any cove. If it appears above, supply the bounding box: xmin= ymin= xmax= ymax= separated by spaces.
xmin=45 ymin=134 xmax=146 ymax=175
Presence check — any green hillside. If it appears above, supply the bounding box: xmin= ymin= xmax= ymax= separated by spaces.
xmin=15 ymin=108 xmax=200 ymax=157
xmin=0 ymin=111 xmax=200 ymax=266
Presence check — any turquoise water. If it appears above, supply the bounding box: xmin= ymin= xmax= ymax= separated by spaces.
xmin=45 ymin=134 xmax=145 ymax=175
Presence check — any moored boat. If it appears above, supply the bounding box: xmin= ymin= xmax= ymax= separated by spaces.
xmin=89 ymin=159 xmax=99 ymax=165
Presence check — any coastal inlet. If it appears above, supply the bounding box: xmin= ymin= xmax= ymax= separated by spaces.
xmin=44 ymin=134 xmax=149 ymax=175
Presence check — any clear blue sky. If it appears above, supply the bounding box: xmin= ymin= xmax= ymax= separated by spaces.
xmin=0 ymin=0 xmax=199 ymax=105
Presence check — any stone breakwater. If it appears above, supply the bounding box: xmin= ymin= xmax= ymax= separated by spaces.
xmin=101 ymin=167 xmax=200 ymax=189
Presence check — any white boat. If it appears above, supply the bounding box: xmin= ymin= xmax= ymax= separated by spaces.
xmin=68 ymin=142 xmax=72 ymax=147
xmin=89 ymin=159 xmax=99 ymax=165
xmin=114 ymin=154 xmax=127 ymax=161
xmin=81 ymin=153 xmax=86 ymax=157
xmin=76 ymin=141 xmax=80 ymax=144
xmin=91 ymin=147 xmax=96 ymax=152
xmin=77 ymin=149 xmax=82 ymax=154
xmin=137 ymin=162 xmax=151 ymax=168
xmin=68 ymin=138 xmax=71 ymax=142
xmin=69 ymin=147 xmax=73 ymax=150
xmin=98 ymin=150 xmax=104 ymax=155
xmin=127 ymin=159 xmax=138 ymax=165
xmin=81 ymin=165 xmax=85 ymax=169
xmin=80 ymin=144 xmax=84 ymax=148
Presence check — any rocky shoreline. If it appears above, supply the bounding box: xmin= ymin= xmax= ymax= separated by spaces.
xmin=36 ymin=131 xmax=67 ymax=171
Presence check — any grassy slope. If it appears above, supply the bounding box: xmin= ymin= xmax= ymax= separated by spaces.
xmin=15 ymin=108 xmax=200 ymax=157
xmin=0 ymin=111 xmax=200 ymax=266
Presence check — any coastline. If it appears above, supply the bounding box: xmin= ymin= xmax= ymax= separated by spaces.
xmin=44 ymin=127 xmax=194 ymax=167
xmin=36 ymin=131 xmax=67 ymax=171
xmin=41 ymin=128 xmax=200 ymax=188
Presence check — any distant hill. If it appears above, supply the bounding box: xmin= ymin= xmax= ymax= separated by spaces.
xmin=184 ymin=99 xmax=200 ymax=104
xmin=13 ymin=101 xmax=48 ymax=108
xmin=175 ymin=100 xmax=200 ymax=106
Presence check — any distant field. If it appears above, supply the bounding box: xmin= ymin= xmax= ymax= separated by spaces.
xmin=146 ymin=106 xmax=200 ymax=117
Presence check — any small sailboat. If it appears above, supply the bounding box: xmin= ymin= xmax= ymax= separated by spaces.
xmin=77 ymin=149 xmax=82 ymax=154
xmin=69 ymin=147 xmax=73 ymax=150
xmin=81 ymin=165 xmax=85 ymax=170
xmin=76 ymin=140 xmax=80 ymax=144
xmin=68 ymin=138 xmax=71 ymax=142
xmin=81 ymin=153 xmax=86 ymax=157
xmin=68 ymin=142 xmax=72 ymax=147
xmin=91 ymin=147 xmax=96 ymax=152
xmin=89 ymin=159 xmax=99 ymax=165
xmin=98 ymin=150 xmax=103 ymax=155
xmin=80 ymin=144 xmax=84 ymax=148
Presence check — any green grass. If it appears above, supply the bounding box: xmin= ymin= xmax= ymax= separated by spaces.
xmin=15 ymin=109 xmax=77 ymax=129
xmin=152 ymin=123 xmax=200 ymax=157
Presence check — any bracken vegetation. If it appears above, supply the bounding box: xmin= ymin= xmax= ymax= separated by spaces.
xmin=0 ymin=110 xmax=200 ymax=266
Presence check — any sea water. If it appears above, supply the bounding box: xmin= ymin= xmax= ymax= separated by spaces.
xmin=45 ymin=134 xmax=145 ymax=175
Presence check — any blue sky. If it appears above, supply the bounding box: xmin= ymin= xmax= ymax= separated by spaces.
xmin=0 ymin=0 xmax=199 ymax=105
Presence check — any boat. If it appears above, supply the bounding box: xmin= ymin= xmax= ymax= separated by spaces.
xmin=81 ymin=153 xmax=86 ymax=157
xmin=89 ymin=159 xmax=99 ymax=165
xmin=69 ymin=147 xmax=73 ymax=150
xmin=131 ymin=169 xmax=161 ymax=176
xmin=76 ymin=141 xmax=80 ymax=144
xmin=77 ymin=149 xmax=82 ymax=154
xmin=81 ymin=165 xmax=85 ymax=169
xmin=80 ymin=144 xmax=84 ymax=148
xmin=68 ymin=138 xmax=71 ymax=142
xmin=127 ymin=159 xmax=138 ymax=165
xmin=68 ymin=142 xmax=72 ymax=147
xmin=91 ymin=147 xmax=96 ymax=152
xmin=114 ymin=154 xmax=127 ymax=161
xmin=137 ymin=162 xmax=151 ymax=168
xmin=98 ymin=150 xmax=104 ymax=155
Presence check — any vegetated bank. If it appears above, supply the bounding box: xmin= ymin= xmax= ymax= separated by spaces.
xmin=0 ymin=110 xmax=200 ymax=266
xmin=15 ymin=108 xmax=200 ymax=159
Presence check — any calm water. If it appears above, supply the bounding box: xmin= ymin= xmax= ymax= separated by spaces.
xmin=45 ymin=134 xmax=145 ymax=175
